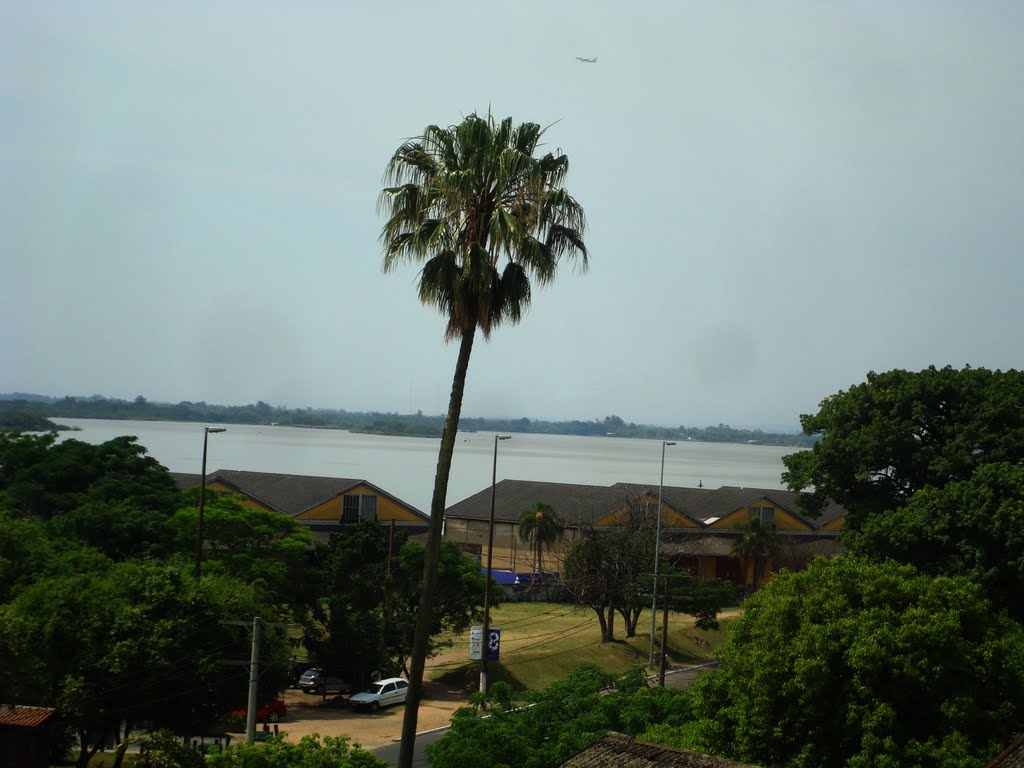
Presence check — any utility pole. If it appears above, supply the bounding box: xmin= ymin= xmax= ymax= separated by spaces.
xmin=659 ymin=576 xmax=670 ymax=687
xmin=480 ymin=434 xmax=510 ymax=694
xmin=245 ymin=617 xmax=262 ymax=743
xmin=223 ymin=617 xmax=297 ymax=744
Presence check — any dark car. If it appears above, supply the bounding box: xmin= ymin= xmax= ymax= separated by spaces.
xmin=298 ymin=667 xmax=350 ymax=695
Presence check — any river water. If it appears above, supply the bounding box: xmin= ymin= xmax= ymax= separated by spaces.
xmin=54 ymin=418 xmax=799 ymax=514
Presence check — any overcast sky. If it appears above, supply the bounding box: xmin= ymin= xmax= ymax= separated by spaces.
xmin=3 ymin=2 xmax=1022 ymax=431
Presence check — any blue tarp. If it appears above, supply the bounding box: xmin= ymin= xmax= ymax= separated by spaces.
xmin=481 ymin=569 xmax=558 ymax=586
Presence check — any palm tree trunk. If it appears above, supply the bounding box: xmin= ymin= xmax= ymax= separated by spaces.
xmin=398 ymin=326 xmax=475 ymax=768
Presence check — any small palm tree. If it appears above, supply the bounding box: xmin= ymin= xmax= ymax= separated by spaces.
xmin=518 ymin=501 xmax=565 ymax=574
xmin=730 ymin=517 xmax=779 ymax=590
xmin=379 ymin=112 xmax=587 ymax=767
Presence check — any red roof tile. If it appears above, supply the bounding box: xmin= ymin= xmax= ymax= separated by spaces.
xmin=0 ymin=706 xmax=56 ymax=728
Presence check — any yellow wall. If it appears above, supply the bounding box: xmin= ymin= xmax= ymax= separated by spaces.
xmin=596 ymin=502 xmax=701 ymax=528
xmin=445 ymin=518 xmax=577 ymax=572
xmin=822 ymin=516 xmax=845 ymax=531
xmin=207 ymin=481 xmax=268 ymax=512
xmin=708 ymin=501 xmax=813 ymax=531
xmin=295 ymin=485 xmax=424 ymax=523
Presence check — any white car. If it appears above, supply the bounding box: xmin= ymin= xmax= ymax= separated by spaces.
xmin=349 ymin=677 xmax=409 ymax=712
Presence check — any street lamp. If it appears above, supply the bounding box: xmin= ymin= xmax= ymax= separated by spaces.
xmin=480 ymin=434 xmax=511 ymax=694
xmin=194 ymin=426 xmax=227 ymax=580
xmin=648 ymin=440 xmax=676 ymax=667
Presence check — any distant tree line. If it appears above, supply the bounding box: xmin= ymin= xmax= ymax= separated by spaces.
xmin=0 ymin=394 xmax=815 ymax=447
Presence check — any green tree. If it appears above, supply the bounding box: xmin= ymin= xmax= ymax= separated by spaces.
xmin=205 ymin=733 xmax=386 ymax=768
xmin=670 ymin=556 xmax=1024 ymax=767
xmin=389 ymin=538 xmax=488 ymax=671
xmin=782 ymin=366 xmax=1024 ymax=527
xmin=729 ymin=516 xmax=779 ymax=590
xmin=0 ymin=432 xmax=182 ymax=559
xmin=307 ymin=522 xmax=392 ymax=689
xmin=517 ymin=501 xmax=565 ymax=574
xmin=3 ymin=563 xmax=290 ymax=767
xmin=847 ymin=461 xmax=1024 ymax=621
xmin=561 ymin=508 xmax=659 ymax=641
xmin=378 ymin=111 xmax=588 ymax=765
xmin=428 ymin=665 xmax=690 ymax=768
xmin=307 ymin=524 xmax=488 ymax=686
xmin=169 ymin=490 xmax=315 ymax=614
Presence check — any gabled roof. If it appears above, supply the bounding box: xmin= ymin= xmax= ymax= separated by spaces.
xmin=446 ymin=480 xmax=845 ymax=531
xmin=446 ymin=480 xmax=634 ymax=526
xmin=171 ymin=469 xmax=427 ymax=521
xmin=0 ymin=705 xmax=55 ymax=728
xmin=559 ymin=732 xmax=761 ymax=768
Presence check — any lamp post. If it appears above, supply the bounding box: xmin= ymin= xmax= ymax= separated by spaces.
xmin=648 ymin=440 xmax=676 ymax=667
xmin=194 ymin=426 xmax=226 ymax=580
xmin=480 ymin=434 xmax=511 ymax=694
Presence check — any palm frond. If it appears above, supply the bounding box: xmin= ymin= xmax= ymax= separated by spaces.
xmin=379 ymin=112 xmax=588 ymax=341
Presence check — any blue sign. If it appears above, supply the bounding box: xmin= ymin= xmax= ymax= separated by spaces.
xmin=486 ymin=628 xmax=501 ymax=661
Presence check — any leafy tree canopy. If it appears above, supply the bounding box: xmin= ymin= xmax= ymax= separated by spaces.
xmin=169 ymin=489 xmax=315 ymax=614
xmin=306 ymin=522 xmax=488 ymax=686
xmin=1 ymin=562 xmax=291 ymax=767
xmin=669 ymin=555 xmax=1024 ymax=768
xmin=562 ymin=509 xmax=732 ymax=642
xmin=846 ymin=460 xmax=1024 ymax=621
xmin=782 ymin=366 xmax=1024 ymax=526
xmin=204 ymin=733 xmax=387 ymax=768
xmin=428 ymin=664 xmax=690 ymax=768
xmin=0 ymin=431 xmax=181 ymax=529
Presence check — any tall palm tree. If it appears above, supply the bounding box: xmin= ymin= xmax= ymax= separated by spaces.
xmin=379 ymin=112 xmax=587 ymax=766
xmin=518 ymin=501 xmax=565 ymax=575
xmin=730 ymin=517 xmax=780 ymax=590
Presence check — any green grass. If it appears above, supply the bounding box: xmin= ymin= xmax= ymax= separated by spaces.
xmin=427 ymin=602 xmax=735 ymax=693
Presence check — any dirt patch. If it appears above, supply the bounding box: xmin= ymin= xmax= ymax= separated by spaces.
xmin=229 ymin=683 xmax=469 ymax=749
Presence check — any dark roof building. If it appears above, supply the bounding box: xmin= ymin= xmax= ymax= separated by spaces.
xmin=559 ymin=732 xmax=762 ymax=768
xmin=445 ymin=479 xmax=845 ymax=532
xmin=444 ymin=479 xmax=845 ymax=585
xmin=172 ymin=469 xmax=429 ymax=542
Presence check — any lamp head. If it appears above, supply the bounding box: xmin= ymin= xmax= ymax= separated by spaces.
xmin=665 ymin=441 xmax=676 ymax=447
xmin=206 ymin=427 xmax=227 ymax=434
xmin=498 ymin=435 xmax=511 ymax=441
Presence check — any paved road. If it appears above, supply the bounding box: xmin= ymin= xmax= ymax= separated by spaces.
xmin=370 ymin=662 xmax=719 ymax=767
xmin=659 ymin=660 xmax=719 ymax=690
xmin=371 ymin=727 xmax=447 ymax=768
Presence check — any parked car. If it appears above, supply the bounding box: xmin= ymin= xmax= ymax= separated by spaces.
xmin=349 ymin=678 xmax=409 ymax=712
xmin=231 ymin=699 xmax=287 ymax=723
xmin=298 ymin=667 xmax=350 ymax=696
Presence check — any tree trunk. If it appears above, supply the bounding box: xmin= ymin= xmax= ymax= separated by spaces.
xmin=397 ymin=326 xmax=475 ymax=768
xmin=619 ymin=606 xmax=642 ymax=637
xmin=605 ymin=604 xmax=616 ymax=642
xmin=111 ymin=740 xmax=130 ymax=768
xmin=76 ymin=730 xmax=99 ymax=768
xmin=593 ymin=605 xmax=609 ymax=640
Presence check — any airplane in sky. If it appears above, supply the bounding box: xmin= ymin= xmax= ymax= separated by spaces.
xmin=576 ymin=56 xmax=597 ymax=63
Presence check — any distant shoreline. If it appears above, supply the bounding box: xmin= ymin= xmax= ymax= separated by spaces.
xmin=0 ymin=394 xmax=816 ymax=448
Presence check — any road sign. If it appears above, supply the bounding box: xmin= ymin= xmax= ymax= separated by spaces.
xmin=469 ymin=626 xmax=501 ymax=661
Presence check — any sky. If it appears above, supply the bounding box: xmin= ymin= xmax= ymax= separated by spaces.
xmin=2 ymin=2 xmax=1022 ymax=432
